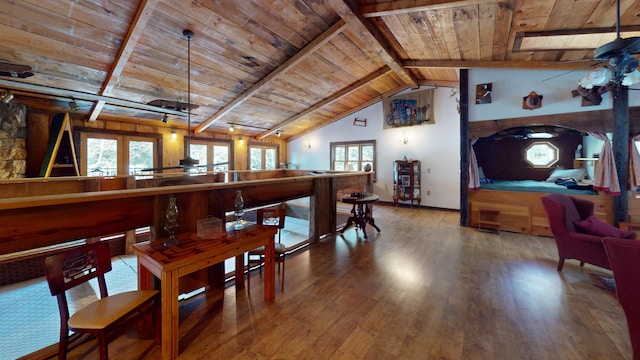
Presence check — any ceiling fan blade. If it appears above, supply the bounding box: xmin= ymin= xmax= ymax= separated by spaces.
xmin=140 ymin=165 xmax=186 ymax=172
xmin=0 ymin=61 xmax=31 ymax=73
xmin=541 ymin=60 xmax=606 ymax=82
xmin=194 ymin=162 xmax=230 ymax=168
xmin=0 ymin=71 xmax=34 ymax=78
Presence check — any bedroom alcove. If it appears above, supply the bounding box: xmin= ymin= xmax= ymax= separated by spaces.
xmin=473 ymin=125 xmax=592 ymax=183
xmin=468 ymin=124 xmax=612 ymax=236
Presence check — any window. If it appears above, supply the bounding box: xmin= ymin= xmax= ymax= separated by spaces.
xmin=129 ymin=140 xmax=154 ymax=175
xmin=331 ymin=140 xmax=376 ymax=174
xmin=189 ymin=139 xmax=232 ymax=175
xmin=249 ymin=144 xmax=278 ymax=170
xmin=524 ymin=141 xmax=559 ymax=168
xmin=80 ymin=131 xmax=159 ymax=176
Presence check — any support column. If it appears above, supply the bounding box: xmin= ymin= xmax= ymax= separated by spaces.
xmin=613 ymin=85 xmax=629 ymax=225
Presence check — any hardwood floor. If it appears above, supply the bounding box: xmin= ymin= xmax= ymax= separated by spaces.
xmin=44 ymin=205 xmax=630 ymax=359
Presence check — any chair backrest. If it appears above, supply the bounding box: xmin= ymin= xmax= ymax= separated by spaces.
xmin=603 ymin=237 xmax=640 ymax=357
xmin=257 ymin=203 xmax=286 ymax=230
xmin=541 ymin=193 xmax=593 ymax=235
xmin=43 ymin=241 xmax=113 ymax=298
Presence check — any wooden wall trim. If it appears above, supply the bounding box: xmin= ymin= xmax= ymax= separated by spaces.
xmin=468 ymin=106 xmax=640 ymax=139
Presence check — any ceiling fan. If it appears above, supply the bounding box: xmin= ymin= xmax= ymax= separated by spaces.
xmin=0 ymin=61 xmax=34 ymax=78
xmin=142 ymin=29 xmax=228 ymax=173
xmin=577 ymin=0 xmax=640 ymax=88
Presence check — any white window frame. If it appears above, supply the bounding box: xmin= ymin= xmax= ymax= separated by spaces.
xmin=79 ymin=130 xmax=160 ymax=176
xmin=330 ymin=140 xmax=376 ymax=179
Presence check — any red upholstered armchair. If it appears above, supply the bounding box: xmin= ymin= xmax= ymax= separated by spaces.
xmin=602 ymin=237 xmax=640 ymax=360
xmin=541 ymin=193 xmax=635 ymax=271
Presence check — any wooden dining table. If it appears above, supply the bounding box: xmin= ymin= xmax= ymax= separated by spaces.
xmin=133 ymin=223 xmax=277 ymax=360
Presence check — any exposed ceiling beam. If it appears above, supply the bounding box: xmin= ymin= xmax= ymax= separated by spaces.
xmin=88 ymin=0 xmax=159 ymax=121
xmin=328 ymin=0 xmax=419 ymax=89
xmin=360 ymin=0 xmax=496 ymax=18
xmin=287 ymin=84 xmax=412 ymax=142
xmin=416 ymin=79 xmax=460 ymax=87
xmin=257 ymin=66 xmax=393 ymax=139
xmin=403 ymin=60 xmax=601 ymax=70
xmin=194 ymin=19 xmax=348 ymax=134
xmin=0 ymin=79 xmax=187 ymax=117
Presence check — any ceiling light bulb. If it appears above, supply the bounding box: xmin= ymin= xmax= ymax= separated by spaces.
xmin=276 ymin=130 xmax=281 ymax=137
xmin=1 ymin=91 xmax=13 ymax=104
xmin=579 ymin=67 xmax=612 ymax=89
xmin=229 ymin=125 xmax=235 ymax=132
xmin=622 ymin=69 xmax=640 ymax=86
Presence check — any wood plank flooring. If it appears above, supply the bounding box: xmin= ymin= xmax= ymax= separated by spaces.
xmin=40 ymin=205 xmax=630 ymax=359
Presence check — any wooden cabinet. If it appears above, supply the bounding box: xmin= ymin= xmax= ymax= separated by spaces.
xmin=393 ymin=160 xmax=421 ymax=207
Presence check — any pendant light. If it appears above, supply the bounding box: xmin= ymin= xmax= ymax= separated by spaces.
xmin=179 ymin=29 xmax=199 ymax=168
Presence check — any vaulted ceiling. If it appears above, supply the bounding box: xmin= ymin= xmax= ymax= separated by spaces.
xmin=2 ymin=0 xmax=639 ymax=140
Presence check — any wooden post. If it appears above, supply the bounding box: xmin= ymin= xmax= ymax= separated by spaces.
xmin=613 ymin=85 xmax=629 ymax=225
xmin=460 ymin=69 xmax=470 ymax=227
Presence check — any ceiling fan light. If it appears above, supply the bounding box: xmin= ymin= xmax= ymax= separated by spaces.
xmin=579 ymin=67 xmax=612 ymax=89
xmin=622 ymin=69 xmax=640 ymax=86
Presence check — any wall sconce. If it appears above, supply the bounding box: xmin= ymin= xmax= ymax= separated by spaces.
xmin=400 ymin=136 xmax=409 ymax=145
xmin=161 ymin=114 xmax=169 ymax=123
xmin=305 ymin=141 xmax=311 ymax=149
xmin=0 ymin=91 xmax=13 ymax=104
xmin=238 ymin=137 xmax=244 ymax=145
xmin=170 ymin=129 xmax=177 ymax=140
xmin=229 ymin=124 xmax=235 ymax=132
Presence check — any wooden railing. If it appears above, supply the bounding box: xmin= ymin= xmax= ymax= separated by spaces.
xmin=0 ymin=170 xmax=373 ymax=256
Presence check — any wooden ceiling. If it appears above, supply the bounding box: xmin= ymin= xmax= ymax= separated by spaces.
xmin=2 ymin=0 xmax=639 ymax=140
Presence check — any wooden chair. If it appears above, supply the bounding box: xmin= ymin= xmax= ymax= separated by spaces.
xmin=42 ymin=241 xmax=160 ymax=360
xmin=247 ymin=203 xmax=287 ymax=292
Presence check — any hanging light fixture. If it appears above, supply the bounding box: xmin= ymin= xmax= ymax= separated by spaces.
xmin=161 ymin=113 xmax=169 ymax=123
xmin=179 ymin=29 xmax=199 ymax=168
xmin=0 ymin=91 xmax=13 ymax=104
xmin=275 ymin=130 xmax=282 ymax=137
xmin=68 ymin=100 xmax=80 ymax=111
xmin=229 ymin=124 xmax=235 ymax=132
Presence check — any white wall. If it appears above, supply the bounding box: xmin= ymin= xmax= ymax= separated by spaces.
xmin=287 ymin=67 xmax=640 ymax=210
xmin=467 ymin=68 xmax=627 ymax=122
xmin=289 ymin=87 xmax=461 ymax=210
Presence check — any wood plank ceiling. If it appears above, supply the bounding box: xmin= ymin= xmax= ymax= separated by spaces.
xmin=1 ymin=0 xmax=639 ymax=140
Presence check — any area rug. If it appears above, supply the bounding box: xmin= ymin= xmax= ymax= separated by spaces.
xmin=590 ymin=273 xmax=616 ymax=295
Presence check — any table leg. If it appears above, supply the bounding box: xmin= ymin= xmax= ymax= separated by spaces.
xmin=356 ymin=203 xmax=368 ymax=239
xmin=365 ymin=204 xmax=381 ymax=233
xmin=263 ymin=235 xmax=275 ymax=302
xmin=137 ymin=262 xmax=154 ymax=331
xmin=341 ymin=204 xmax=357 ymax=233
xmin=235 ymin=255 xmax=245 ymax=289
xmin=160 ymin=270 xmax=180 ymax=360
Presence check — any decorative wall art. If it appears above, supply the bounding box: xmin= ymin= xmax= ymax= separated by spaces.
xmin=383 ymin=89 xmax=434 ymax=129
xmin=475 ymin=83 xmax=492 ymax=104
xmin=571 ymin=84 xmax=612 ymax=107
xmin=522 ymin=91 xmax=543 ymax=110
